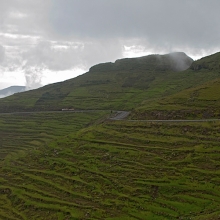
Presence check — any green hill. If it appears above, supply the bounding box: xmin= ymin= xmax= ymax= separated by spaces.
xmin=0 ymin=52 xmax=220 ymax=118
xmin=0 ymin=52 xmax=194 ymax=112
xmin=190 ymin=52 xmax=220 ymax=71
xmin=132 ymin=52 xmax=220 ymax=119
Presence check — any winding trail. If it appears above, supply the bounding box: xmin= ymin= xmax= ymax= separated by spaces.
xmin=109 ymin=111 xmax=220 ymax=122
xmin=126 ymin=119 xmax=220 ymax=122
xmin=0 ymin=110 xmax=219 ymax=122
xmin=109 ymin=111 xmax=130 ymax=120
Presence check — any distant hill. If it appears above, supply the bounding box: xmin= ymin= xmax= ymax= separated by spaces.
xmin=0 ymin=86 xmax=25 ymax=98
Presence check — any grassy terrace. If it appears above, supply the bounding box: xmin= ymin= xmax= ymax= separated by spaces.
xmin=0 ymin=114 xmax=220 ymax=219
xmin=0 ymin=111 xmax=109 ymax=160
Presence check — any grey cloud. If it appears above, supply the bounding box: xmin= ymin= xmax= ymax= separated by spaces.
xmin=0 ymin=1 xmax=12 ymax=24
xmin=1 ymin=0 xmax=220 ymax=90
xmin=21 ymin=39 xmax=123 ymax=71
xmin=1 ymin=0 xmax=220 ymax=53
xmin=2 ymin=0 xmax=220 ymax=60
xmin=1 ymin=0 xmax=51 ymax=36
xmin=79 ymin=39 xmax=123 ymax=68
xmin=0 ymin=45 xmax=5 ymax=63
xmin=21 ymin=40 xmax=84 ymax=71
xmin=24 ymin=66 xmax=43 ymax=90
xmin=49 ymin=0 xmax=220 ymax=51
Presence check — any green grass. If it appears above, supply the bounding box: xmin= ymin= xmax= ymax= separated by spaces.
xmin=1 ymin=114 xmax=220 ymax=219
xmin=0 ymin=111 xmax=108 ymax=160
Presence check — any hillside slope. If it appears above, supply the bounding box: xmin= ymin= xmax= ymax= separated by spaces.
xmin=0 ymin=52 xmax=194 ymax=112
xmin=132 ymin=52 xmax=220 ymax=119
xmin=1 ymin=114 xmax=220 ymax=219
xmin=0 ymin=52 xmax=220 ymax=116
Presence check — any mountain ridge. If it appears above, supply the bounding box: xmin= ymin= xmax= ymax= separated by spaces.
xmin=0 ymin=51 xmax=219 ymax=117
xmin=90 ymin=52 xmax=193 ymax=72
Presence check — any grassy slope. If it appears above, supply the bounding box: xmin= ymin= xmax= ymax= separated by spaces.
xmin=0 ymin=52 xmax=195 ymax=112
xmin=0 ymin=111 xmax=108 ymax=160
xmin=1 ymin=117 xmax=220 ymax=219
xmin=0 ymin=112 xmax=109 ymax=220
xmin=131 ymin=52 xmax=220 ymax=119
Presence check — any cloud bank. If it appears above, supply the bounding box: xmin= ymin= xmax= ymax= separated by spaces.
xmin=0 ymin=0 xmax=220 ymax=89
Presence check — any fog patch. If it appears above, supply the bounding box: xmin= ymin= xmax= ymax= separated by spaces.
xmin=168 ymin=52 xmax=194 ymax=71
xmin=24 ymin=66 xmax=43 ymax=90
xmin=0 ymin=45 xmax=5 ymax=63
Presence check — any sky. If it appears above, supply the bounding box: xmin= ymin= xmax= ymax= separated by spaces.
xmin=0 ymin=0 xmax=220 ymax=90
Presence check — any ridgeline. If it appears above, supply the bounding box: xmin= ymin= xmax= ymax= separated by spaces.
xmin=0 ymin=52 xmax=195 ymax=114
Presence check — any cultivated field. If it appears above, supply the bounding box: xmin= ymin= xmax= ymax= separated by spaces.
xmin=1 ymin=114 xmax=220 ymax=219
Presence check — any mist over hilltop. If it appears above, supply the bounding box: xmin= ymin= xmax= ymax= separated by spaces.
xmin=89 ymin=52 xmax=193 ymax=73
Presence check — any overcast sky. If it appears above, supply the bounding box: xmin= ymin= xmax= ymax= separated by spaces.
xmin=0 ymin=0 xmax=220 ymax=90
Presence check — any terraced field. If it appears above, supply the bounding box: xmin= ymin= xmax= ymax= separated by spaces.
xmin=1 ymin=115 xmax=220 ymax=219
xmin=0 ymin=111 xmax=108 ymax=160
